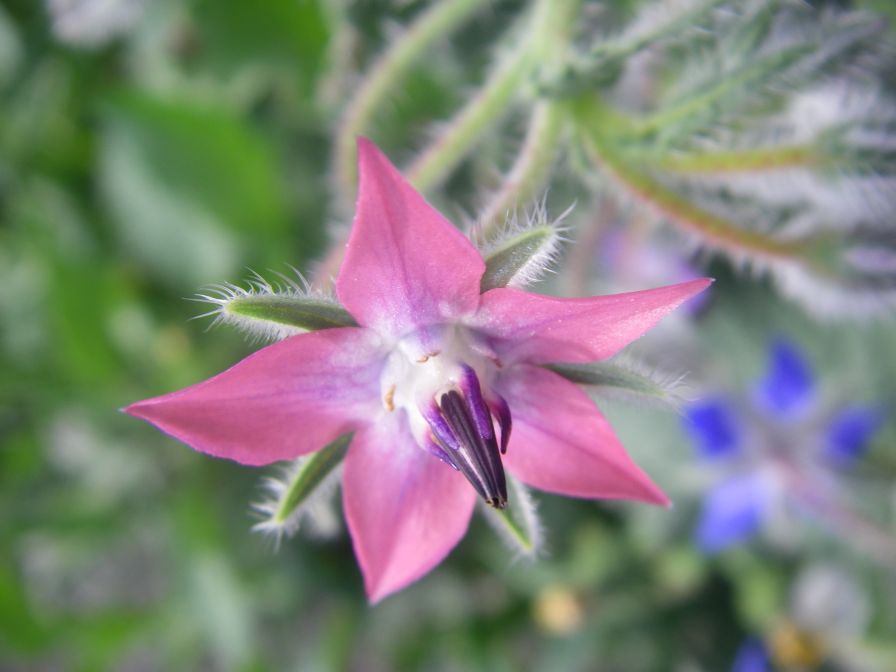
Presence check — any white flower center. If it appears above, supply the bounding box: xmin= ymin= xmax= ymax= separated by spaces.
xmin=379 ymin=324 xmax=494 ymax=446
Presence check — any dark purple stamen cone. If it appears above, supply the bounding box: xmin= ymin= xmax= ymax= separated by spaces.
xmin=489 ymin=394 xmax=512 ymax=454
xmin=423 ymin=368 xmax=508 ymax=508
xmin=439 ymin=390 xmax=507 ymax=508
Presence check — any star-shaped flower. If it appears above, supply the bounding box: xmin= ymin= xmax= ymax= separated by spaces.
xmin=683 ymin=338 xmax=885 ymax=553
xmin=125 ymin=139 xmax=710 ymax=602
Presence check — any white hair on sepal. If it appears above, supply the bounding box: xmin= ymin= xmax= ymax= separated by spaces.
xmin=191 ymin=267 xmax=342 ymax=344
xmin=471 ymin=196 xmax=573 ymax=289
xmin=251 ymin=459 xmax=344 ymax=549
xmin=480 ymin=475 xmax=544 ymax=561
xmin=587 ymin=355 xmax=693 ymax=412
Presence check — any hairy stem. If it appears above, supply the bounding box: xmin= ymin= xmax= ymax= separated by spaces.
xmin=785 ymin=463 xmax=896 ymax=569
xmin=573 ymin=97 xmax=803 ymax=261
xmin=333 ymin=0 xmax=486 ymax=200
xmin=477 ymin=100 xmax=566 ymax=238
xmin=315 ymin=0 xmax=582 ymax=288
xmin=406 ymin=0 xmax=581 ymax=193
xmin=629 ymin=44 xmax=811 ymax=139
xmin=653 ymin=145 xmax=819 ymax=173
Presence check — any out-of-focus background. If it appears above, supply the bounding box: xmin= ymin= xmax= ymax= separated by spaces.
xmin=1 ymin=1 xmax=895 ymax=670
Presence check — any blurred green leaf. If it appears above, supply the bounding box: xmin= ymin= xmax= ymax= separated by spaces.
xmin=102 ymin=91 xmax=290 ymax=235
xmin=99 ymin=93 xmax=282 ymax=287
xmin=191 ymin=0 xmax=330 ymax=94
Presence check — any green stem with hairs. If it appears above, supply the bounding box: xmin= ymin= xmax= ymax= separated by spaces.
xmin=477 ymin=100 xmax=566 ymax=239
xmin=572 ymin=96 xmax=804 ymax=261
xmin=652 ymin=144 xmax=819 ymax=173
xmin=628 ymin=44 xmax=811 ymax=139
xmin=333 ymin=0 xmax=487 ymax=199
xmin=406 ymin=0 xmax=581 ymax=193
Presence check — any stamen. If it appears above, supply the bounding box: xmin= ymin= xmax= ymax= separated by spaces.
xmin=423 ymin=404 xmax=462 ymax=451
xmin=424 ymin=438 xmax=459 ymax=471
xmin=459 ymin=365 xmax=494 ymax=441
xmin=440 ymin=390 xmax=507 ymax=508
xmin=488 ymin=394 xmax=512 ymax=454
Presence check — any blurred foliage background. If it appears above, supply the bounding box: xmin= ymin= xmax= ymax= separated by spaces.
xmin=1 ymin=0 xmax=895 ymax=670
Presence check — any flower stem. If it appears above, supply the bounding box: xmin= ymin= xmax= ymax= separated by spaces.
xmin=572 ymin=96 xmax=803 ymax=261
xmin=333 ymin=0 xmax=487 ymax=200
xmin=786 ymin=465 xmax=896 ymax=569
xmin=406 ymin=0 xmax=581 ymax=193
xmin=316 ymin=0 xmax=582 ymax=288
xmin=477 ymin=100 xmax=566 ymax=239
xmin=652 ymin=144 xmax=819 ymax=173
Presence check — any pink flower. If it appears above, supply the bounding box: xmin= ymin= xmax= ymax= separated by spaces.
xmin=125 ymin=139 xmax=710 ymax=602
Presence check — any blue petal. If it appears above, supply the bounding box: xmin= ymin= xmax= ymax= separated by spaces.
xmin=754 ymin=338 xmax=815 ymax=419
xmin=824 ymin=405 xmax=885 ymax=467
xmin=696 ymin=475 xmax=769 ymax=553
xmin=732 ymin=639 xmax=771 ymax=672
xmin=683 ymin=398 xmax=742 ymax=460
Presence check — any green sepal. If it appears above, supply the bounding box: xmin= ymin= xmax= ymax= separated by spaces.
xmin=480 ymin=224 xmax=558 ymax=292
xmin=225 ymin=294 xmax=357 ymax=332
xmin=480 ymin=475 xmax=542 ymax=557
xmin=546 ymin=361 xmax=683 ymax=408
xmin=254 ymin=435 xmax=351 ymax=538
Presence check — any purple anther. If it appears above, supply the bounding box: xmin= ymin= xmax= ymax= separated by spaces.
xmin=488 ymin=393 xmax=512 ymax=454
xmin=424 ymin=437 xmax=459 ymax=471
xmin=426 ymin=388 xmax=507 ymax=509
xmin=421 ymin=401 xmax=462 ymax=451
xmin=460 ymin=364 xmax=494 ymax=441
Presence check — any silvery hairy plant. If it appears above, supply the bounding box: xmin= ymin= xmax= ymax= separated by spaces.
xmin=131 ymin=0 xmax=896 ymax=594
xmin=327 ymin=0 xmax=896 ymax=319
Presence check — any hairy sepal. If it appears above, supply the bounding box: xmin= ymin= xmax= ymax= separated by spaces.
xmin=480 ymin=474 xmax=543 ymax=559
xmin=546 ymin=359 xmax=687 ymax=409
xmin=477 ymin=202 xmax=568 ymax=291
xmin=196 ymin=272 xmax=357 ymax=341
xmin=252 ymin=435 xmax=352 ymax=544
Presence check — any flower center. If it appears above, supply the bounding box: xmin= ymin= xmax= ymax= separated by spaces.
xmin=381 ymin=325 xmax=511 ymax=508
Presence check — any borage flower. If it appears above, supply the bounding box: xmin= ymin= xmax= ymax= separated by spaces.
xmin=684 ymin=338 xmax=885 ymax=554
xmin=126 ymin=139 xmax=710 ymax=602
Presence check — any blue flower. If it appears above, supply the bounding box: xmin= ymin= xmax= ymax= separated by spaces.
xmin=824 ymin=406 xmax=885 ymax=467
xmin=732 ymin=638 xmax=771 ymax=672
xmin=753 ymin=338 xmax=814 ymax=419
xmin=684 ymin=338 xmax=884 ymax=554
xmin=696 ymin=475 xmax=769 ymax=552
xmin=683 ymin=398 xmax=742 ymax=460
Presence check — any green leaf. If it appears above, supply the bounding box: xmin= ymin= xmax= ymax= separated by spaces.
xmin=254 ymin=435 xmax=351 ymax=539
xmin=98 ymin=92 xmax=292 ymax=287
xmin=480 ymin=223 xmax=559 ymax=292
xmin=0 ymin=5 xmax=22 ymax=88
xmin=192 ymin=0 xmax=330 ymax=95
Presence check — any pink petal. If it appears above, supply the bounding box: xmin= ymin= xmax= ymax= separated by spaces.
xmin=124 ymin=328 xmax=384 ymax=466
xmin=336 ymin=138 xmax=485 ymax=336
xmin=497 ymin=364 xmax=669 ymax=505
xmin=474 ymin=279 xmax=712 ymax=364
xmin=343 ymin=414 xmax=476 ymax=603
